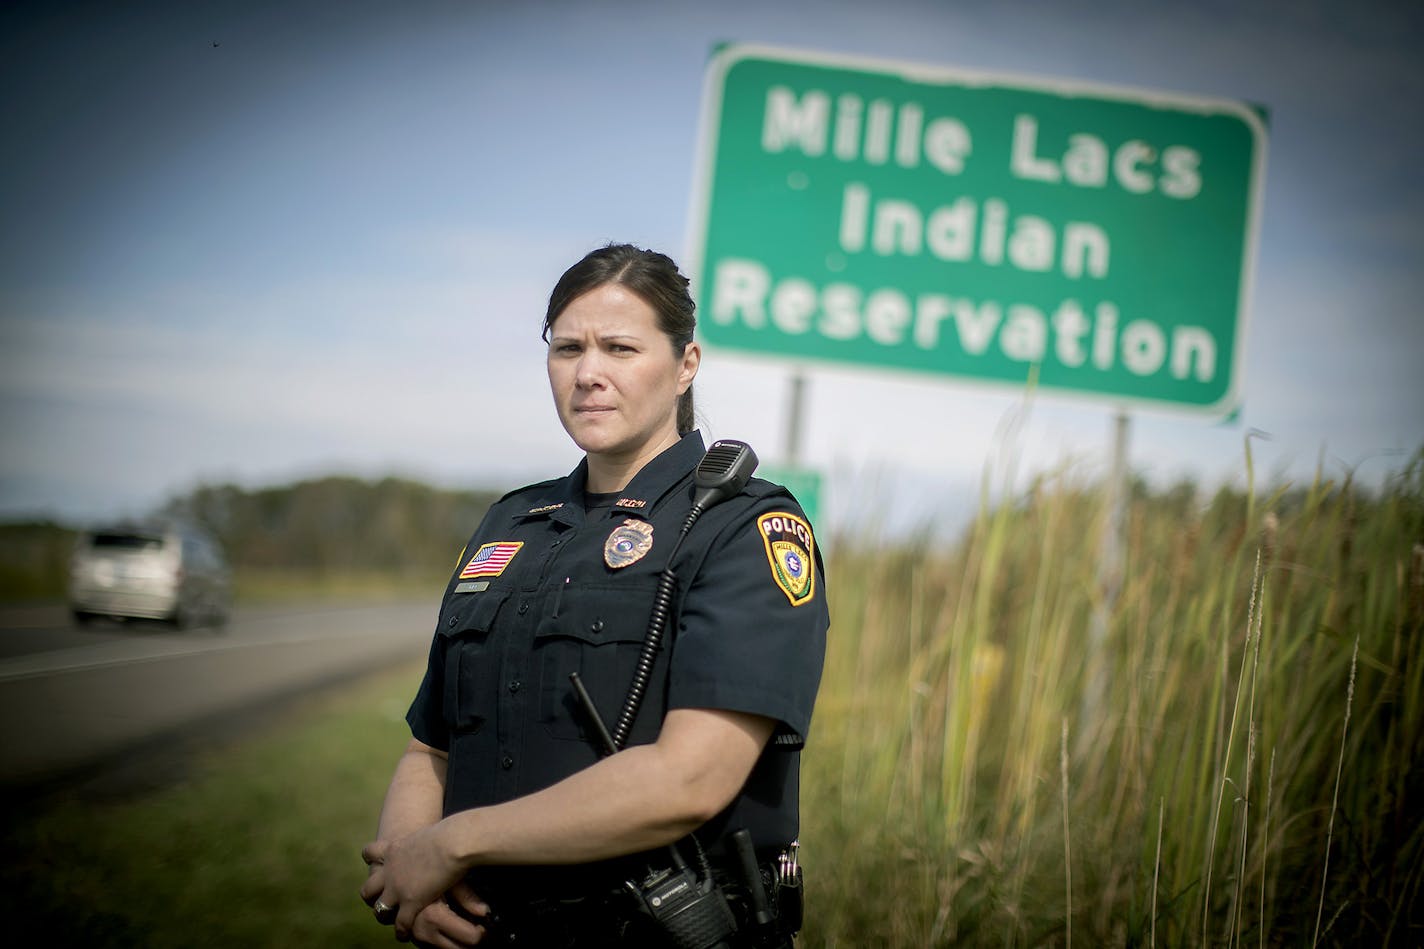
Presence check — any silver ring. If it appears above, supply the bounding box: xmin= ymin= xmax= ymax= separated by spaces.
xmin=373 ymin=899 xmax=396 ymax=922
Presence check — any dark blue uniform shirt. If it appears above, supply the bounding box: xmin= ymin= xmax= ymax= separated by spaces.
xmin=406 ymin=431 xmax=828 ymax=879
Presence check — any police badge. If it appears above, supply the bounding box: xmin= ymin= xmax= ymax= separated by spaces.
xmin=604 ymin=519 xmax=655 ymax=568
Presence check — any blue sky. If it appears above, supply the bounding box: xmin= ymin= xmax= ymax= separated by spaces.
xmin=2 ymin=0 xmax=1421 ymax=535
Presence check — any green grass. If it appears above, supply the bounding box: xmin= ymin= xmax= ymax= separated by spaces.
xmin=797 ymin=451 xmax=1424 ymax=946
xmin=3 ymin=451 xmax=1421 ymax=947
xmin=1 ymin=663 xmax=427 ymax=948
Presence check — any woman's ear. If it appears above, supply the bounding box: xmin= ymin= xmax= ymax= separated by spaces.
xmin=677 ymin=341 xmax=701 ymax=394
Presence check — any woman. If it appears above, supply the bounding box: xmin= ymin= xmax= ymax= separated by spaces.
xmin=361 ymin=244 xmax=828 ymax=948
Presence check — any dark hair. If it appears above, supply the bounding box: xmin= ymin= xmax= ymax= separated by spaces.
xmin=542 ymin=243 xmax=697 ymax=434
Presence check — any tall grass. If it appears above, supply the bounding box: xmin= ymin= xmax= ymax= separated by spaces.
xmin=800 ymin=449 xmax=1424 ymax=946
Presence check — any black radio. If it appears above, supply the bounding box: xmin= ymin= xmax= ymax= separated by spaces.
xmin=628 ymin=855 xmax=739 ymax=949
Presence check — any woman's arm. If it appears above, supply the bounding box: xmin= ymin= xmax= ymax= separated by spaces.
xmin=363 ymin=706 xmax=774 ymax=940
xmin=370 ymin=735 xmax=447 ymax=837
xmin=453 ymin=706 xmax=773 ymax=863
xmin=364 ymin=739 xmax=496 ymax=947
xmin=372 ymin=737 xmax=448 ymax=842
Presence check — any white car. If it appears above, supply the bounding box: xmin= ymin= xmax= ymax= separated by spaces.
xmin=68 ymin=523 xmax=231 ymax=628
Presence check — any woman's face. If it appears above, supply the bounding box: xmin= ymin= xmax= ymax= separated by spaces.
xmin=546 ymin=283 xmax=699 ymax=467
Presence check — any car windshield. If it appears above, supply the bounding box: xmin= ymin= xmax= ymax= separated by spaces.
xmin=90 ymin=532 xmax=164 ymax=551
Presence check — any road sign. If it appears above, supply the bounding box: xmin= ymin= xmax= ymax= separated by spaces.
xmin=759 ymin=464 xmax=823 ymax=527
xmin=688 ymin=44 xmax=1266 ymax=416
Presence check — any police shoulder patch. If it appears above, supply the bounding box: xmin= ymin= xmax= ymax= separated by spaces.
xmin=756 ymin=511 xmax=816 ymax=606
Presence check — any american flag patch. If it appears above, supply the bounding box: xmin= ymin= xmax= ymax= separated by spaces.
xmin=459 ymin=541 xmax=524 ymax=579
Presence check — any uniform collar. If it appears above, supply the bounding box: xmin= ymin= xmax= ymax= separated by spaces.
xmin=513 ymin=431 xmax=706 ymax=525
xmin=611 ymin=430 xmax=705 ymax=513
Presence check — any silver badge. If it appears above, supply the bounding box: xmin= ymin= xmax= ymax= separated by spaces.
xmin=604 ymin=519 xmax=654 ymax=569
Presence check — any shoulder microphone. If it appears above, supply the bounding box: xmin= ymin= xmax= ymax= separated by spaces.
xmin=688 ymin=439 xmax=759 ymax=525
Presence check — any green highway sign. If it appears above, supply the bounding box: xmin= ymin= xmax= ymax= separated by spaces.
xmin=759 ymin=464 xmax=823 ymax=527
xmin=688 ymin=44 xmax=1267 ymax=416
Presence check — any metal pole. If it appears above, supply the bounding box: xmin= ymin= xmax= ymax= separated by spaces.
xmin=1083 ymin=410 xmax=1129 ymax=730
xmin=784 ymin=371 xmax=806 ymax=467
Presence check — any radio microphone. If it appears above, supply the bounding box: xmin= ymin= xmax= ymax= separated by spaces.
xmin=687 ymin=439 xmax=758 ymax=526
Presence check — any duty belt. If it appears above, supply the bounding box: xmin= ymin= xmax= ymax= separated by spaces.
xmin=470 ymin=850 xmax=802 ymax=949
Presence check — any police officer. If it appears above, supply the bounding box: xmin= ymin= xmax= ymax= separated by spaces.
xmin=361 ymin=244 xmax=828 ymax=948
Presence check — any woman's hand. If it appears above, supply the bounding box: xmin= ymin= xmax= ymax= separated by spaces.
xmin=408 ymin=881 xmax=491 ymax=948
xmin=361 ymin=822 xmax=477 ymax=942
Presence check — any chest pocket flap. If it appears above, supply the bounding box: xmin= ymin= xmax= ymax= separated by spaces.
xmin=439 ymin=586 xmax=510 ymax=639
xmin=439 ymin=588 xmax=510 ymax=734
xmin=532 ymin=582 xmax=663 ymax=742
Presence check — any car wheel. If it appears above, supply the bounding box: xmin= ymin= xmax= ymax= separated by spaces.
xmin=167 ymin=601 xmax=192 ymax=630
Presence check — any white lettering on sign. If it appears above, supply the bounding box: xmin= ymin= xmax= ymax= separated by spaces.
xmin=1010 ymin=115 xmax=1202 ymax=199
xmin=762 ymin=87 xmax=830 ymax=156
xmin=760 ymin=89 xmax=1205 ymax=202
xmin=710 ymin=259 xmax=1218 ymax=384
xmin=838 ymin=182 xmax=1110 ymax=279
xmin=762 ymin=86 xmax=972 ymax=174
xmin=711 ymin=261 xmax=770 ymax=327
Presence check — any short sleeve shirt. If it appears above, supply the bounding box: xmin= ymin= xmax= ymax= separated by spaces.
xmin=406 ymin=431 xmax=828 ymax=854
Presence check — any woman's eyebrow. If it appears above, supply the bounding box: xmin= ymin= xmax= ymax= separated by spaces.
xmin=549 ymin=332 xmax=643 ymax=344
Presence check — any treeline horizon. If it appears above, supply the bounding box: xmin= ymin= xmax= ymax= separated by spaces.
xmin=0 ymin=474 xmax=506 ymax=600
xmin=2 ymin=453 xmax=1419 ymax=602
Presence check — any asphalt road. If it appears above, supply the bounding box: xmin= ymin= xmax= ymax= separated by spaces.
xmin=0 ymin=599 xmax=436 ymax=789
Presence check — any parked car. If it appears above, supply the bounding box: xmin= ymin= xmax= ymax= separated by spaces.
xmin=68 ymin=522 xmax=231 ymax=628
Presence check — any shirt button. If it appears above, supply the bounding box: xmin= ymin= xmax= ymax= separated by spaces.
xmin=447 ymin=616 xmax=458 ymax=628
xmin=508 ymin=680 xmax=522 ymax=694
xmin=501 ymin=755 xmax=515 ymax=770
xmin=590 ymin=620 xmax=604 ymax=633
xmin=517 ymin=601 xmax=529 ymax=615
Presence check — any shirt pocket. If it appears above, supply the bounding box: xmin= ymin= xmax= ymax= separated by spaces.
xmin=532 ymin=583 xmax=662 ymax=744
xmin=439 ymin=588 xmax=510 ymax=736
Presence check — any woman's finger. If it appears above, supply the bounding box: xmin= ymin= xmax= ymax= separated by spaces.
xmin=394 ymin=900 xmax=421 ymax=942
xmin=358 ymin=865 xmax=387 ymax=905
xmin=413 ymin=901 xmax=485 ymax=948
xmin=445 ymin=880 xmax=491 ymax=920
xmin=361 ymin=839 xmax=387 ymax=866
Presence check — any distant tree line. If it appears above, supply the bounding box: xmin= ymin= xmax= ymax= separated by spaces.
xmin=160 ymin=476 xmax=503 ymax=576
xmin=3 ymin=452 xmax=1418 ymax=603
xmin=0 ymin=520 xmax=78 ymax=601
xmin=0 ymin=476 xmax=504 ymax=601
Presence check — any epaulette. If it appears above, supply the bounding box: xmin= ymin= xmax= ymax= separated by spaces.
xmin=495 ymin=476 xmax=565 ymax=505
xmin=744 ymin=476 xmax=795 ymax=500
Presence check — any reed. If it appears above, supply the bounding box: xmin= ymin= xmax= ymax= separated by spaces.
xmin=799 ymin=449 xmax=1424 ymax=946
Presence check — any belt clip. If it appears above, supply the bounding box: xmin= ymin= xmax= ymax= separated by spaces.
xmin=777 ymin=839 xmax=799 ymax=882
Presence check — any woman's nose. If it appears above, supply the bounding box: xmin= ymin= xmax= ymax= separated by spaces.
xmin=574 ymin=351 xmax=605 ymax=388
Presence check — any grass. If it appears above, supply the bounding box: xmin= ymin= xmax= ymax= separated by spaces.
xmin=2 ymin=450 xmax=1421 ymax=946
xmin=0 ymin=663 xmax=427 ymax=948
xmin=796 ymin=449 xmax=1424 ymax=946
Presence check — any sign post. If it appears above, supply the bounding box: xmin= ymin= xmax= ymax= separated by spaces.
xmin=688 ymin=43 xmax=1266 ymax=416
